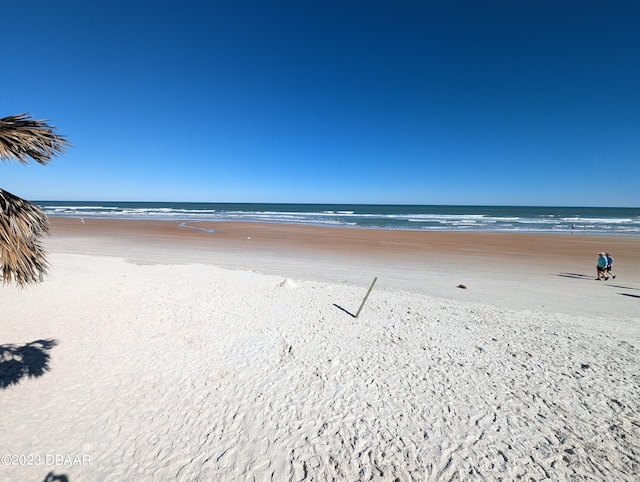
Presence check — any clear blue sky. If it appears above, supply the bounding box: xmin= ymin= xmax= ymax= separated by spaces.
xmin=2 ymin=1 xmax=639 ymax=206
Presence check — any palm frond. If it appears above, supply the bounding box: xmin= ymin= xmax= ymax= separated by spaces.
xmin=0 ymin=113 xmax=70 ymax=165
xmin=0 ymin=189 xmax=49 ymax=287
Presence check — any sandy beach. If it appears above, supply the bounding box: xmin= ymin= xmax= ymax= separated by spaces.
xmin=2 ymin=218 xmax=639 ymax=481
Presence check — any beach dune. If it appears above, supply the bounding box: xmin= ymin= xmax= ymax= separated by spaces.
xmin=2 ymin=219 xmax=639 ymax=481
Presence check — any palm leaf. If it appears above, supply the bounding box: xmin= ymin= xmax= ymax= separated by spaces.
xmin=0 ymin=189 xmax=49 ymax=286
xmin=0 ymin=113 xmax=68 ymax=286
xmin=0 ymin=113 xmax=69 ymax=165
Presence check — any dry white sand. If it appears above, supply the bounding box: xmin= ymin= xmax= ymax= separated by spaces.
xmin=1 ymin=220 xmax=639 ymax=481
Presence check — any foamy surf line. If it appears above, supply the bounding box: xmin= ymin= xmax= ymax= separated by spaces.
xmin=39 ymin=201 xmax=640 ymax=235
xmin=178 ymin=221 xmax=215 ymax=233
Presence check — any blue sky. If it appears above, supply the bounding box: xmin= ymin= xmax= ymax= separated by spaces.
xmin=2 ymin=1 xmax=639 ymax=206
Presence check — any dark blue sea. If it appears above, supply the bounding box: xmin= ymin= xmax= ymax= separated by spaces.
xmin=36 ymin=201 xmax=640 ymax=236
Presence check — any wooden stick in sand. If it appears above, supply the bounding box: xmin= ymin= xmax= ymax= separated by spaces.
xmin=355 ymin=277 xmax=378 ymax=318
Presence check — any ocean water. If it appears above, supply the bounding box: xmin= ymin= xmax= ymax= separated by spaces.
xmin=36 ymin=201 xmax=640 ymax=236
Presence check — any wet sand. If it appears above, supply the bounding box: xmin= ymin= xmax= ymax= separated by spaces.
xmin=49 ymin=217 xmax=640 ymax=264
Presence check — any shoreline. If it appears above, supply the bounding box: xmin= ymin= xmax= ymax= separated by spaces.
xmin=47 ymin=216 xmax=640 ymax=268
xmin=38 ymin=202 xmax=640 ymax=237
xmin=47 ymin=214 xmax=640 ymax=237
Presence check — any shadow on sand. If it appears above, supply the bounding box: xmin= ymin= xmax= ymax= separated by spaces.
xmin=606 ymin=284 xmax=640 ymax=291
xmin=557 ymin=273 xmax=640 ymax=299
xmin=43 ymin=472 xmax=69 ymax=482
xmin=333 ymin=303 xmax=356 ymax=318
xmin=0 ymin=339 xmax=58 ymax=389
xmin=558 ymin=273 xmax=639 ymax=290
xmin=620 ymin=293 xmax=640 ymax=300
xmin=557 ymin=272 xmax=595 ymax=280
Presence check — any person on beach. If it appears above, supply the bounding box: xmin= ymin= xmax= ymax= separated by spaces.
xmin=605 ymin=252 xmax=616 ymax=279
xmin=596 ymin=252 xmax=609 ymax=280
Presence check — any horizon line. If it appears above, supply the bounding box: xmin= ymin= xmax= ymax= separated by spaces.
xmin=33 ymin=200 xmax=640 ymax=209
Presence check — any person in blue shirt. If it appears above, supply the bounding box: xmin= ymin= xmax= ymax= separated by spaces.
xmin=596 ymin=252 xmax=609 ymax=280
xmin=605 ymin=252 xmax=616 ymax=279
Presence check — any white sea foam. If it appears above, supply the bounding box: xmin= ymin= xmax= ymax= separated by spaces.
xmin=40 ymin=203 xmax=640 ymax=235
